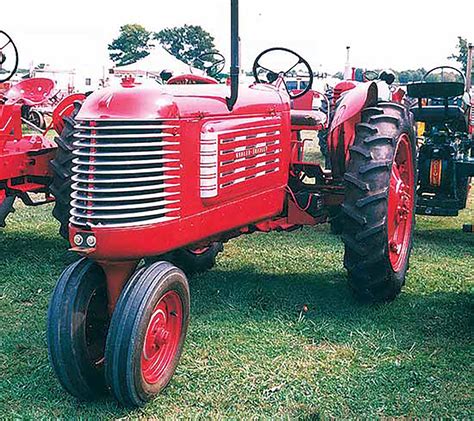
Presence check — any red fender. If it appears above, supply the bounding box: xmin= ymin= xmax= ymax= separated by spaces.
xmin=328 ymin=82 xmax=378 ymax=178
xmin=50 ymin=93 xmax=86 ymax=134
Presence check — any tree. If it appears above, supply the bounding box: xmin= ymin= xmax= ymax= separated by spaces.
xmin=448 ymin=36 xmax=469 ymax=73
xmin=397 ymin=68 xmax=426 ymax=84
xmin=108 ymin=24 xmax=152 ymax=66
xmin=154 ymin=25 xmax=219 ymax=70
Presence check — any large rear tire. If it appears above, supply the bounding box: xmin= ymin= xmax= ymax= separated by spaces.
xmin=342 ymin=102 xmax=416 ymax=302
xmin=50 ymin=101 xmax=82 ymax=239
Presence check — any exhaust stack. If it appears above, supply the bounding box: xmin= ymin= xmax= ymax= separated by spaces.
xmin=226 ymin=0 xmax=240 ymax=111
xmin=466 ymin=43 xmax=473 ymax=92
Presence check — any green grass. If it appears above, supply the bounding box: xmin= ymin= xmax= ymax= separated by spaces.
xmin=0 ymin=199 xmax=472 ymax=419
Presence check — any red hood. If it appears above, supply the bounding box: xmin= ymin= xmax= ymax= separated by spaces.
xmin=77 ymin=83 xmax=289 ymax=121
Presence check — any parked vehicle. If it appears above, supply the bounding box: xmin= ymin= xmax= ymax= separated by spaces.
xmin=46 ymin=0 xmax=417 ymax=407
xmin=407 ymin=57 xmax=473 ymax=216
xmin=0 ymin=31 xmax=85 ymax=235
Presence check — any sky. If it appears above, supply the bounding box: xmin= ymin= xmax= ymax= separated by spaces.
xmin=1 ymin=0 xmax=473 ymax=75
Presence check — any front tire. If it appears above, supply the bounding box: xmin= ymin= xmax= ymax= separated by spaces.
xmin=342 ymin=102 xmax=416 ymax=302
xmin=47 ymin=258 xmax=109 ymax=399
xmin=105 ymin=261 xmax=190 ymax=407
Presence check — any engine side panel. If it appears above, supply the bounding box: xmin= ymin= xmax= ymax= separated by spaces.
xmin=69 ymin=84 xmax=292 ymax=259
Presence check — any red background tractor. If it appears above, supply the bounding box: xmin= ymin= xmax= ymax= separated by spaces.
xmin=0 ymin=30 xmax=85 ymax=234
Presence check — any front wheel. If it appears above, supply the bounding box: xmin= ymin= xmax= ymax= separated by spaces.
xmin=47 ymin=258 xmax=109 ymax=399
xmin=105 ymin=261 xmax=190 ymax=407
xmin=342 ymin=102 xmax=416 ymax=302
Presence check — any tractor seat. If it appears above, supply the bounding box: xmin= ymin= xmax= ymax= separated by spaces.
xmin=411 ymin=105 xmax=466 ymax=124
xmin=290 ymin=110 xmax=327 ymax=128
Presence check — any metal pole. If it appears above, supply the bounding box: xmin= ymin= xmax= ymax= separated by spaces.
xmin=226 ymin=0 xmax=240 ymax=111
xmin=466 ymin=43 xmax=473 ymax=91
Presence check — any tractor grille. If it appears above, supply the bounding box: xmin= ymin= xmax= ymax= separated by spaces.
xmin=70 ymin=120 xmax=181 ymax=228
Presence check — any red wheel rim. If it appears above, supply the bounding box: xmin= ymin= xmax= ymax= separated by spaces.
xmin=387 ymin=133 xmax=415 ymax=272
xmin=141 ymin=291 xmax=183 ymax=385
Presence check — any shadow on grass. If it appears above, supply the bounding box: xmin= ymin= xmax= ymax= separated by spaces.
xmin=193 ymin=265 xmax=472 ymax=344
xmin=0 ymin=230 xmax=77 ymax=267
xmin=414 ymin=227 xmax=474 ymax=249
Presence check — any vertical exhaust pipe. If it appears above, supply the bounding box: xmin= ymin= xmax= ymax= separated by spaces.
xmin=226 ymin=0 xmax=240 ymax=111
xmin=466 ymin=43 xmax=473 ymax=92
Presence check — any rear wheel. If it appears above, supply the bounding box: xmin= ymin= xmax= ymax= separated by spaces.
xmin=328 ymin=206 xmax=344 ymax=235
xmin=342 ymin=102 xmax=416 ymax=302
xmin=50 ymin=101 xmax=82 ymax=239
xmin=47 ymin=258 xmax=109 ymax=399
xmin=0 ymin=191 xmax=15 ymax=228
xmin=105 ymin=261 xmax=190 ymax=407
xmin=156 ymin=242 xmax=224 ymax=276
xmin=457 ymin=176 xmax=471 ymax=210
xmin=27 ymin=109 xmax=45 ymax=130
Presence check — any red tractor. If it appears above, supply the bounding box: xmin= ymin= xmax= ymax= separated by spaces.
xmin=46 ymin=0 xmax=417 ymax=407
xmin=0 ymin=30 xmax=85 ymax=234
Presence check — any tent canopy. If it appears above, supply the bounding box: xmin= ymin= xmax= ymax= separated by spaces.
xmin=114 ymin=46 xmax=202 ymax=76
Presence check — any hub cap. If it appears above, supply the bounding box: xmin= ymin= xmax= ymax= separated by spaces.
xmin=141 ymin=291 xmax=183 ymax=384
xmin=387 ymin=134 xmax=414 ymax=272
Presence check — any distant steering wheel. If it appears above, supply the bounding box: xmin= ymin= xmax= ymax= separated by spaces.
xmin=423 ymin=66 xmax=466 ymax=83
xmin=252 ymin=47 xmax=313 ymax=99
xmin=423 ymin=66 xmax=466 ymax=100
xmin=196 ymin=52 xmax=226 ymax=77
xmin=0 ymin=31 xmax=19 ymax=83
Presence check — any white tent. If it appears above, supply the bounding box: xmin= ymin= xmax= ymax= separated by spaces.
xmin=113 ymin=46 xmax=201 ymax=77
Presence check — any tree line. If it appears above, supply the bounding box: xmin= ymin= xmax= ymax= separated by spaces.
xmin=108 ymin=24 xmax=220 ymax=71
xmin=109 ymin=27 xmax=471 ymax=84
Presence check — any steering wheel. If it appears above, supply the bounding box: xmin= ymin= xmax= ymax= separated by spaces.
xmin=0 ymin=31 xmax=19 ymax=83
xmin=423 ymin=66 xmax=466 ymax=83
xmin=252 ymin=47 xmax=313 ymax=99
xmin=196 ymin=52 xmax=226 ymax=77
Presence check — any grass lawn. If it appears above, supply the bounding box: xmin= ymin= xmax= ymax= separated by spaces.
xmin=0 ymin=197 xmax=472 ymax=419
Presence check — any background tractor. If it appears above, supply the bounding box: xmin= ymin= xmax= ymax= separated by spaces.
xmin=0 ymin=30 xmax=85 ymax=235
xmin=44 ymin=0 xmax=417 ymax=407
xmin=406 ymin=50 xmax=473 ymax=217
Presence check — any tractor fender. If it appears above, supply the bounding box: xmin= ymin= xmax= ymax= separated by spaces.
xmin=328 ymin=82 xmax=378 ymax=178
xmin=51 ymin=93 xmax=86 ymax=134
